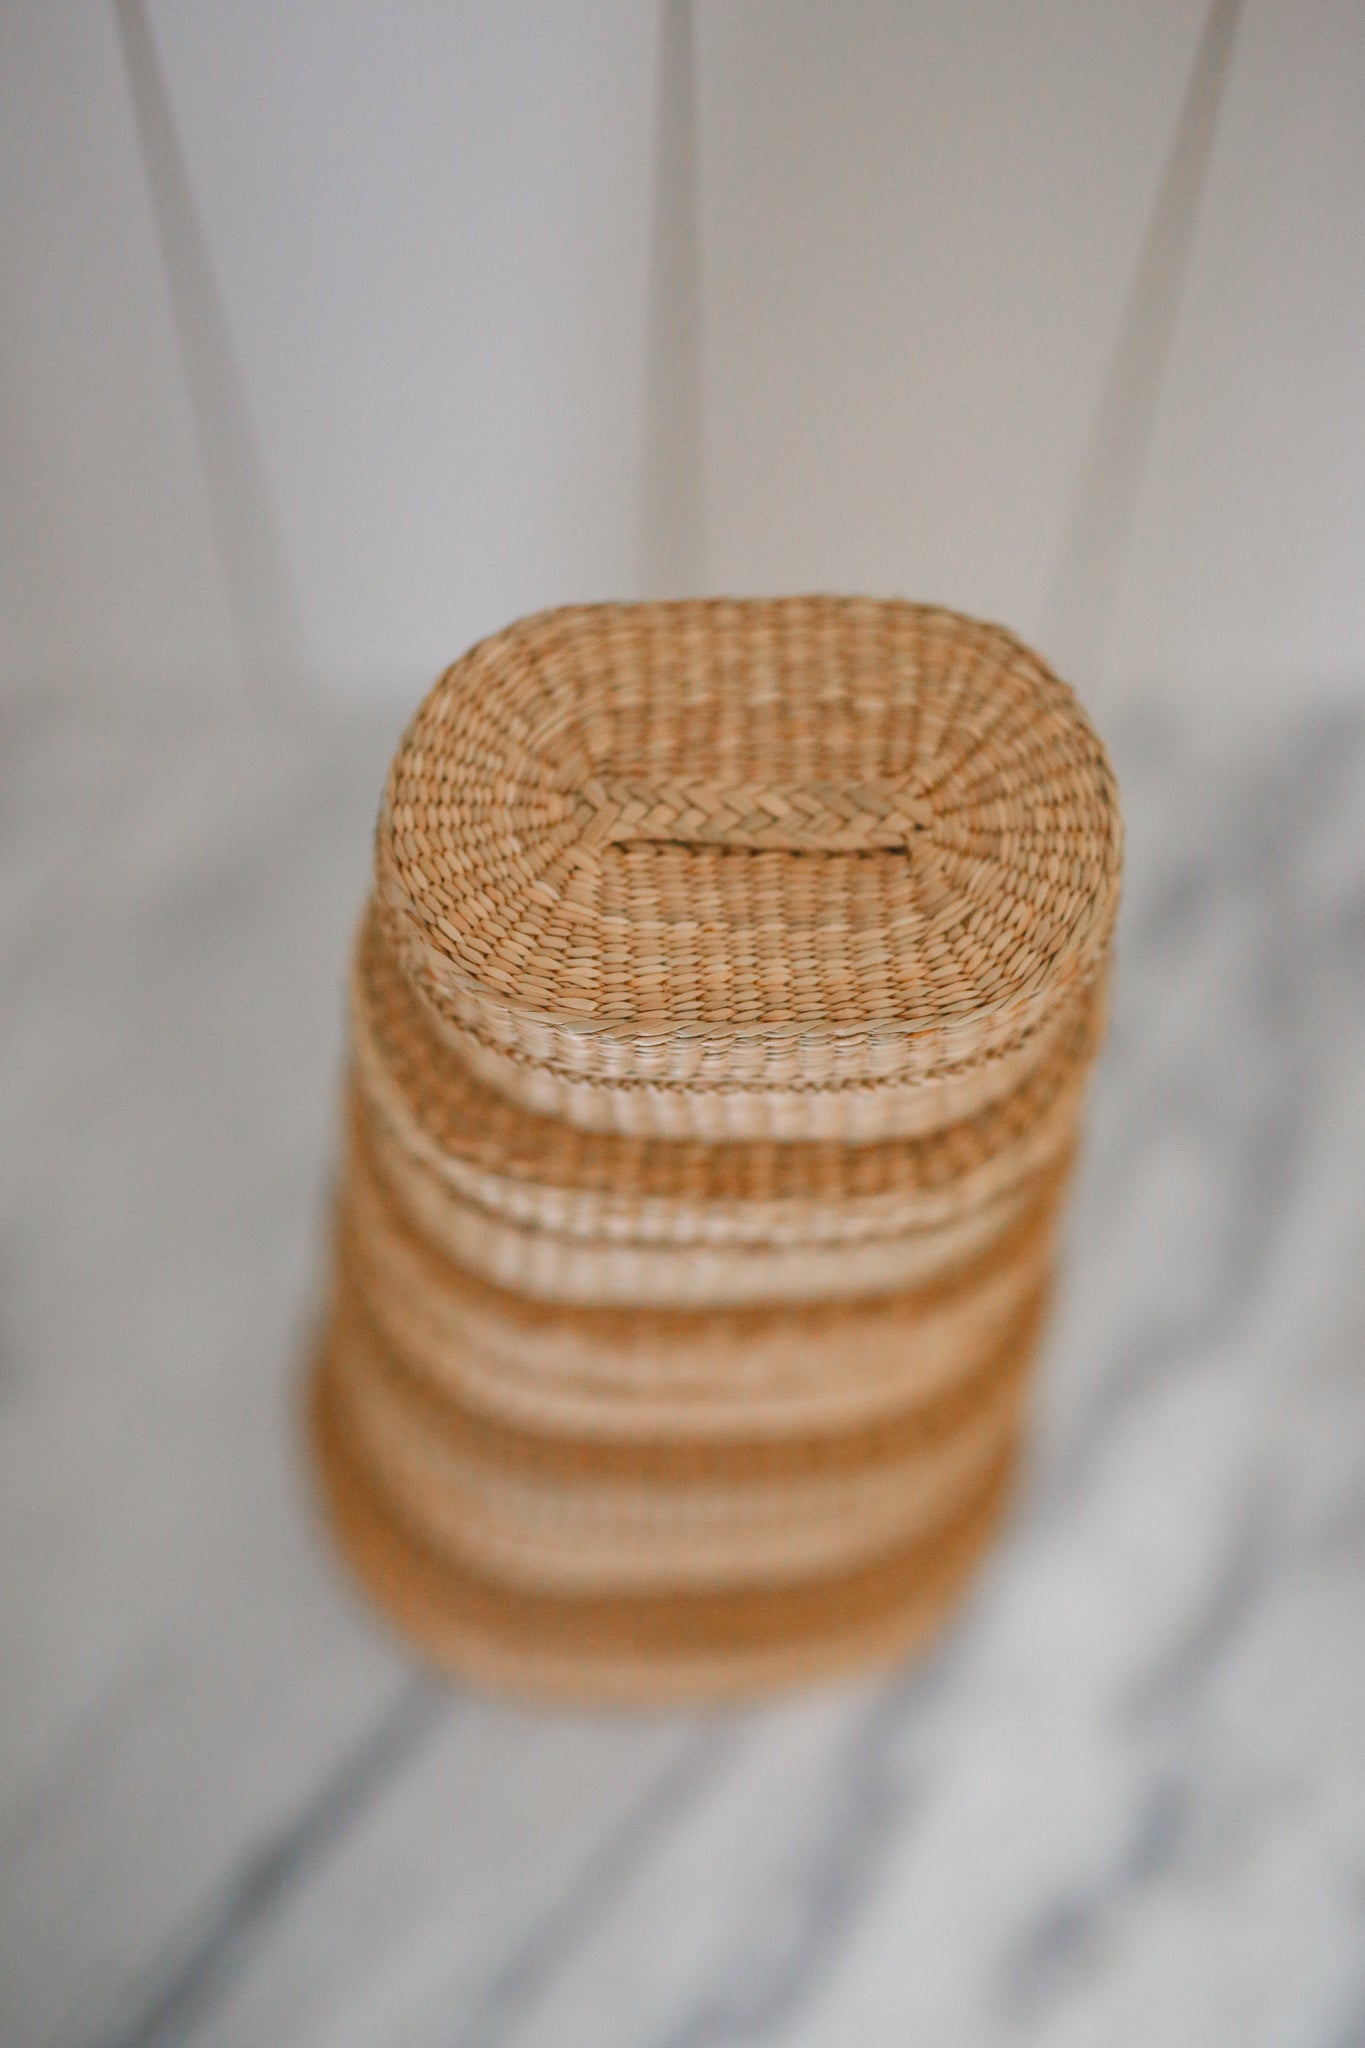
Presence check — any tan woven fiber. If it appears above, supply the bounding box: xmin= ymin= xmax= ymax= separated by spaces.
xmin=329 ymin=1255 xmax=1048 ymax=1487
xmin=353 ymin=903 xmax=1098 ymax=1255
xmin=306 ymin=594 xmax=1121 ymax=1703
xmin=375 ymin=599 xmax=1121 ymax=1140
xmin=308 ymin=1358 xmax=1019 ymax=1705
xmin=317 ymin=1279 xmax=1039 ymax=1593
xmin=338 ymin=1127 xmax=1061 ymax=1442
xmin=353 ymin=1071 xmax=1076 ymax=1308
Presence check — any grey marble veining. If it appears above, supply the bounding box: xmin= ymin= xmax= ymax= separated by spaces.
xmin=1 ymin=683 xmax=1363 ymax=2048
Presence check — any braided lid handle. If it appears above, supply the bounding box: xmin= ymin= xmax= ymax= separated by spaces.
xmin=576 ymin=777 xmax=936 ymax=853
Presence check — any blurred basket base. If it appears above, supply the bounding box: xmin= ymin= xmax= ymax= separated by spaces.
xmin=306 ymin=1352 xmax=1018 ymax=1707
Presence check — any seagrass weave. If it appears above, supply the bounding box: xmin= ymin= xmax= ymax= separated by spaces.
xmin=352 ymin=1073 xmax=1075 ymax=1307
xmin=350 ymin=902 xmax=1094 ymax=1306
xmin=375 ymin=598 xmax=1122 ymax=1140
xmin=309 ymin=1359 xmax=1020 ymax=1704
xmin=338 ymin=1123 xmax=1061 ymax=1442
xmin=316 ymin=1275 xmax=1041 ymax=1595
xmin=308 ymin=594 xmax=1122 ymax=1705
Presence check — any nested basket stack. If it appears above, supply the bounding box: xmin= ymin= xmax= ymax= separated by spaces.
xmin=309 ymin=597 xmax=1122 ymax=1703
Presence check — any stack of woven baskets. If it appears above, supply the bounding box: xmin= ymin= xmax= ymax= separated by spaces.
xmin=309 ymin=598 xmax=1122 ymax=1702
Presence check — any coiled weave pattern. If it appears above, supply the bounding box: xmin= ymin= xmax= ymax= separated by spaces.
xmin=375 ymin=598 xmax=1121 ymax=1138
xmin=309 ymin=597 xmax=1122 ymax=1702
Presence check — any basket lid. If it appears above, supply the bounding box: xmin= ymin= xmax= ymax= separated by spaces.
xmin=375 ymin=598 xmax=1120 ymax=1125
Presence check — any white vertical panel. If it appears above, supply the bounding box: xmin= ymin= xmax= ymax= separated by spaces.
xmin=639 ymin=0 xmax=705 ymax=599
xmin=0 ymin=2 xmax=236 ymax=698
xmin=144 ymin=0 xmax=659 ymax=696
xmin=695 ymin=1 xmax=1208 ymax=673
xmin=1111 ymin=0 xmax=1365 ymax=709
xmin=7 ymin=3 xmax=1359 ymax=710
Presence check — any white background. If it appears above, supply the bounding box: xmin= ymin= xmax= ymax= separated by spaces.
xmin=2 ymin=1 xmax=1363 ymax=716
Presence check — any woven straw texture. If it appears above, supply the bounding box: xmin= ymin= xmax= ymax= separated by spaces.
xmin=350 ymin=905 xmax=1092 ymax=1306
xmin=338 ymin=1136 xmax=1060 ymax=1443
xmin=375 ymin=598 xmax=1121 ymax=1140
xmin=318 ymin=1275 xmax=1041 ymax=1595
xmin=308 ymin=596 xmax=1122 ymax=1704
xmin=309 ymin=1362 xmax=1021 ymax=1705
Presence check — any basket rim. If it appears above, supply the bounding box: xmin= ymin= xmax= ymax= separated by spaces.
xmin=351 ymin=901 xmax=1101 ymax=1217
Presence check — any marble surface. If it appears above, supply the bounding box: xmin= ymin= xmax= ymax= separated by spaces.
xmin=2 ymin=681 xmax=1364 ymax=2048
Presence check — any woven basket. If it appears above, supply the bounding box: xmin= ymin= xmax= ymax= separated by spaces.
xmin=338 ymin=1133 xmax=1060 ymax=1443
xmin=309 ymin=1356 xmax=1019 ymax=1704
xmin=352 ymin=1079 xmax=1075 ymax=1308
xmin=308 ymin=593 xmax=1122 ymax=1704
xmin=318 ymin=1273 xmax=1041 ymax=1594
xmin=350 ymin=904 xmax=1093 ymax=1307
xmin=375 ymin=599 xmax=1121 ymax=1141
